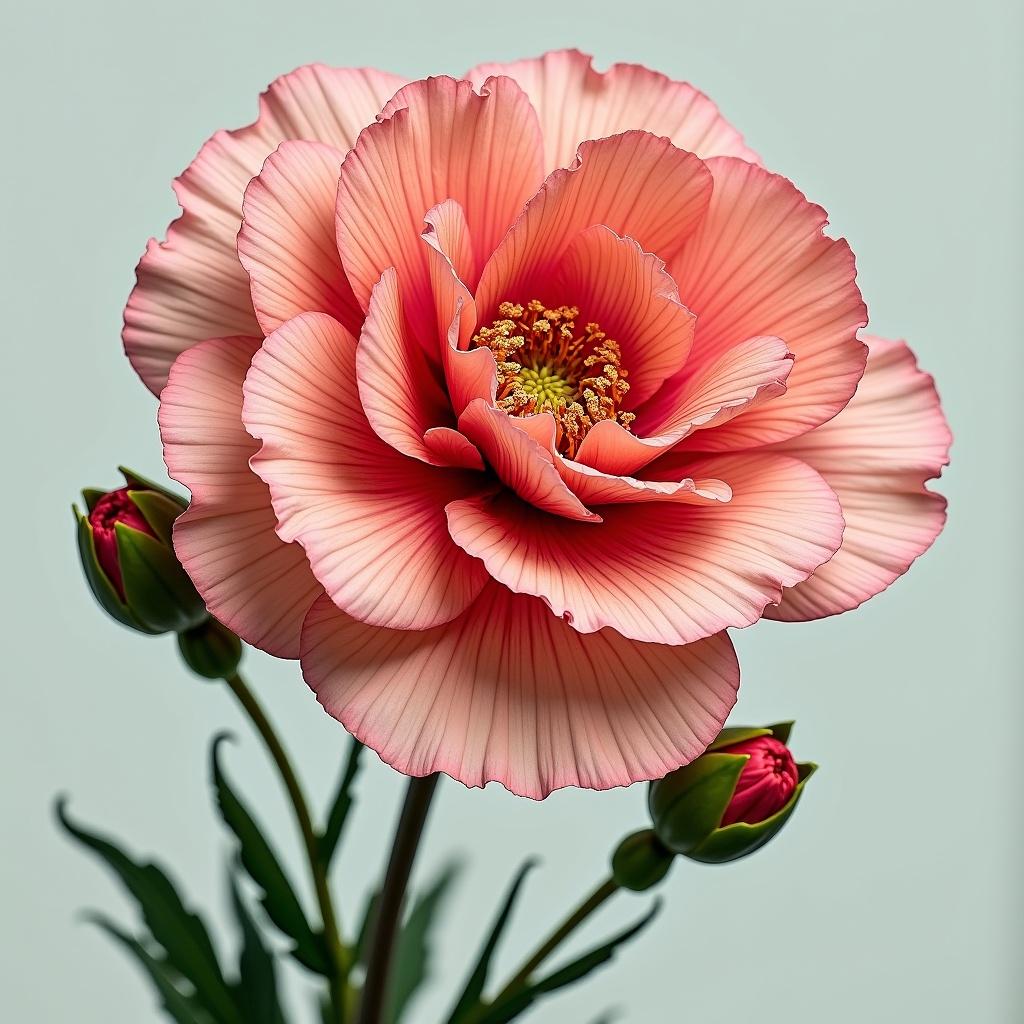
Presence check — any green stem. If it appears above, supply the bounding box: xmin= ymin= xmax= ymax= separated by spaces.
xmin=222 ymin=672 xmax=348 ymax=1021
xmin=357 ymin=773 xmax=440 ymax=1024
xmin=485 ymin=877 xmax=620 ymax=1012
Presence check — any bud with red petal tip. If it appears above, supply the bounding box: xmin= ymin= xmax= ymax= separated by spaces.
xmin=74 ymin=468 xmax=208 ymax=636
xmin=647 ymin=722 xmax=816 ymax=865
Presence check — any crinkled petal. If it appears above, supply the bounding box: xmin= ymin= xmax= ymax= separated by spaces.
xmin=242 ymin=312 xmax=488 ymax=630
xmin=669 ymin=157 xmax=868 ymax=450
xmin=446 ymin=453 xmax=844 ymax=644
xmin=125 ymin=64 xmax=406 ymax=393
xmin=763 ymin=336 xmax=951 ymax=620
xmin=467 ymin=49 xmax=759 ymax=172
xmin=301 ymin=583 xmax=740 ymax=799
xmin=557 ymin=458 xmax=732 ymax=506
xmin=238 ymin=140 xmax=362 ymax=336
xmin=158 ymin=335 xmax=322 ymax=657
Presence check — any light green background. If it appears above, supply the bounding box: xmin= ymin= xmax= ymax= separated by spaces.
xmin=3 ymin=0 xmax=1020 ymax=1020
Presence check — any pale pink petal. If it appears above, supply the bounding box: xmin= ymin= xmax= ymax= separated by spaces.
xmin=458 ymin=400 xmax=599 ymax=522
xmin=669 ymin=157 xmax=868 ymax=449
xmin=301 ymin=584 xmax=739 ymax=799
xmin=446 ymin=453 xmax=844 ymax=645
xmin=467 ymin=49 xmax=759 ymax=173
xmin=124 ymin=65 xmax=406 ymax=394
xmin=242 ymin=312 xmax=488 ymax=630
xmin=475 ymin=132 xmax=713 ymax=321
xmin=237 ymin=140 xmax=361 ymax=336
xmin=336 ymin=76 xmax=544 ymax=344
xmin=556 ymin=226 xmax=695 ymax=406
xmin=158 ymin=335 xmax=322 ymax=657
xmin=763 ymin=336 xmax=951 ymax=620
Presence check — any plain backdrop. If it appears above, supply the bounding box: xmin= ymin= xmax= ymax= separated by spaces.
xmin=3 ymin=1 xmax=1020 ymax=1021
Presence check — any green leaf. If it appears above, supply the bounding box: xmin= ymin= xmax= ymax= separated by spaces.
xmin=386 ymin=860 xmax=462 ymax=1024
xmin=446 ymin=859 xmax=538 ymax=1023
xmin=56 ymin=799 xmax=238 ymax=1023
xmin=354 ymin=888 xmax=381 ymax=967
xmin=210 ymin=735 xmax=330 ymax=975
xmin=706 ymin=726 xmax=773 ymax=751
xmin=589 ymin=1012 xmax=621 ymax=1024
xmin=477 ymin=901 xmax=661 ymax=1024
xmin=319 ymin=738 xmax=364 ymax=866
xmin=88 ymin=914 xmax=213 ymax=1024
xmin=229 ymin=872 xmax=286 ymax=1024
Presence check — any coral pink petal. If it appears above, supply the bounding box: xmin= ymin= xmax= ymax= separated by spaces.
xmin=556 ymin=226 xmax=695 ymax=406
xmin=669 ymin=157 xmax=868 ymax=450
xmin=158 ymin=335 xmax=322 ymax=657
xmin=124 ymin=65 xmax=406 ymax=394
xmin=458 ymin=400 xmax=599 ymax=522
xmin=301 ymin=583 xmax=740 ymax=799
xmin=763 ymin=336 xmax=951 ymax=620
xmin=238 ymin=140 xmax=362 ymax=337
xmin=475 ymin=132 xmax=713 ymax=320
xmin=242 ymin=312 xmax=489 ymax=630
xmin=356 ymin=269 xmax=467 ymax=466
xmin=446 ymin=453 xmax=844 ymax=645
xmin=557 ymin=459 xmax=732 ymax=506
xmin=336 ymin=75 xmax=544 ymax=347
xmin=467 ymin=49 xmax=759 ymax=173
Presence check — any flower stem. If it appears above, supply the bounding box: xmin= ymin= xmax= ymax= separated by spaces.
xmin=222 ymin=672 xmax=348 ymax=1021
xmin=485 ymin=877 xmax=620 ymax=1012
xmin=357 ymin=773 xmax=440 ymax=1024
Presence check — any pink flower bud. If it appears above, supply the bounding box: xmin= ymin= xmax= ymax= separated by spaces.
xmin=717 ymin=735 xmax=799 ymax=827
xmin=88 ymin=487 xmax=156 ymax=599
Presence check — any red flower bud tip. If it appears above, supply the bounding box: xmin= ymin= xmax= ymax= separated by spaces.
xmin=88 ymin=487 xmax=155 ymax=599
xmin=718 ymin=735 xmax=799 ymax=827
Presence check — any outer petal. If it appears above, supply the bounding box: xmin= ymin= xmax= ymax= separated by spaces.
xmin=301 ymin=583 xmax=740 ymax=799
xmin=446 ymin=453 xmax=844 ymax=645
xmin=243 ymin=312 xmax=488 ymax=631
xmin=158 ymin=335 xmax=322 ymax=657
xmin=238 ymin=140 xmax=362 ymax=336
xmin=763 ymin=336 xmax=951 ymax=620
xmin=336 ymin=76 xmax=544 ymax=343
xmin=556 ymin=226 xmax=695 ymax=406
xmin=467 ymin=49 xmax=759 ymax=172
xmin=125 ymin=64 xmax=406 ymax=393
xmin=475 ymin=132 xmax=713 ymax=321
xmin=669 ymin=157 xmax=868 ymax=450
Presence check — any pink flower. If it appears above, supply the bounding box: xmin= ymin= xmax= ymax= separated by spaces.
xmin=716 ymin=735 xmax=799 ymax=827
xmin=129 ymin=52 xmax=951 ymax=798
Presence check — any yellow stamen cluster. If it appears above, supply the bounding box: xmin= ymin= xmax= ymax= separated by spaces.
xmin=471 ymin=299 xmax=635 ymax=458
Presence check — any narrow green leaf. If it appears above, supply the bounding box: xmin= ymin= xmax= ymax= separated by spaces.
xmin=229 ymin=873 xmax=286 ymax=1024
xmin=478 ymin=901 xmax=661 ymax=1024
xmin=319 ymin=738 xmax=364 ymax=866
xmin=57 ymin=800 xmax=238 ymax=1023
xmin=446 ymin=859 xmax=538 ymax=1023
xmin=354 ymin=888 xmax=381 ymax=967
xmin=386 ymin=861 xmax=462 ymax=1024
xmin=209 ymin=735 xmax=330 ymax=975
xmin=87 ymin=914 xmax=213 ymax=1024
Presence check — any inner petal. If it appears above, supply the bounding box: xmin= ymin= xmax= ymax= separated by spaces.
xmin=471 ymin=298 xmax=636 ymax=458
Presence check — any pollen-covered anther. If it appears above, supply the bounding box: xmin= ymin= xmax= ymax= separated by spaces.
xmin=471 ymin=299 xmax=635 ymax=457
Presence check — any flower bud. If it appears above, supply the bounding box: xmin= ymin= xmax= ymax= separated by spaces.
xmin=74 ymin=468 xmax=208 ymax=635
xmin=647 ymin=723 xmax=816 ymax=865
xmin=177 ymin=617 xmax=242 ymax=680
xmin=611 ymin=829 xmax=674 ymax=891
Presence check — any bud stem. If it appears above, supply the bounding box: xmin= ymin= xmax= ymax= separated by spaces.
xmin=221 ymin=672 xmax=349 ymax=1021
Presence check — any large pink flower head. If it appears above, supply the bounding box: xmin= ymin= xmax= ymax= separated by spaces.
xmin=129 ymin=51 xmax=951 ymax=798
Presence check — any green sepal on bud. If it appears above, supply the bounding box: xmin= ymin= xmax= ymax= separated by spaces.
xmin=611 ymin=829 xmax=674 ymax=891
xmin=647 ymin=722 xmax=815 ymax=866
xmin=177 ymin=618 xmax=243 ymax=680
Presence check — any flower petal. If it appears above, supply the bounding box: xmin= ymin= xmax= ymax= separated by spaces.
xmin=475 ymin=132 xmax=713 ymax=321
xmin=242 ymin=312 xmax=488 ymax=630
xmin=125 ymin=64 xmax=406 ymax=393
xmin=336 ymin=75 xmax=544 ymax=343
xmin=446 ymin=452 xmax=844 ymax=644
xmin=557 ymin=459 xmax=732 ymax=506
xmin=556 ymin=225 xmax=695 ymax=406
xmin=763 ymin=336 xmax=951 ymax=620
xmin=467 ymin=49 xmax=759 ymax=172
xmin=238 ymin=140 xmax=361 ymax=336
xmin=301 ymin=584 xmax=740 ymax=799
xmin=669 ymin=157 xmax=868 ymax=449
xmin=158 ymin=335 xmax=322 ymax=657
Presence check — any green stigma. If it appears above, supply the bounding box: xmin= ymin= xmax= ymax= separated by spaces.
xmin=517 ymin=364 xmax=575 ymax=410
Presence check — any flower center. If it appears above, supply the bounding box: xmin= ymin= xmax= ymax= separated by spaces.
xmin=470 ymin=299 xmax=635 ymax=458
